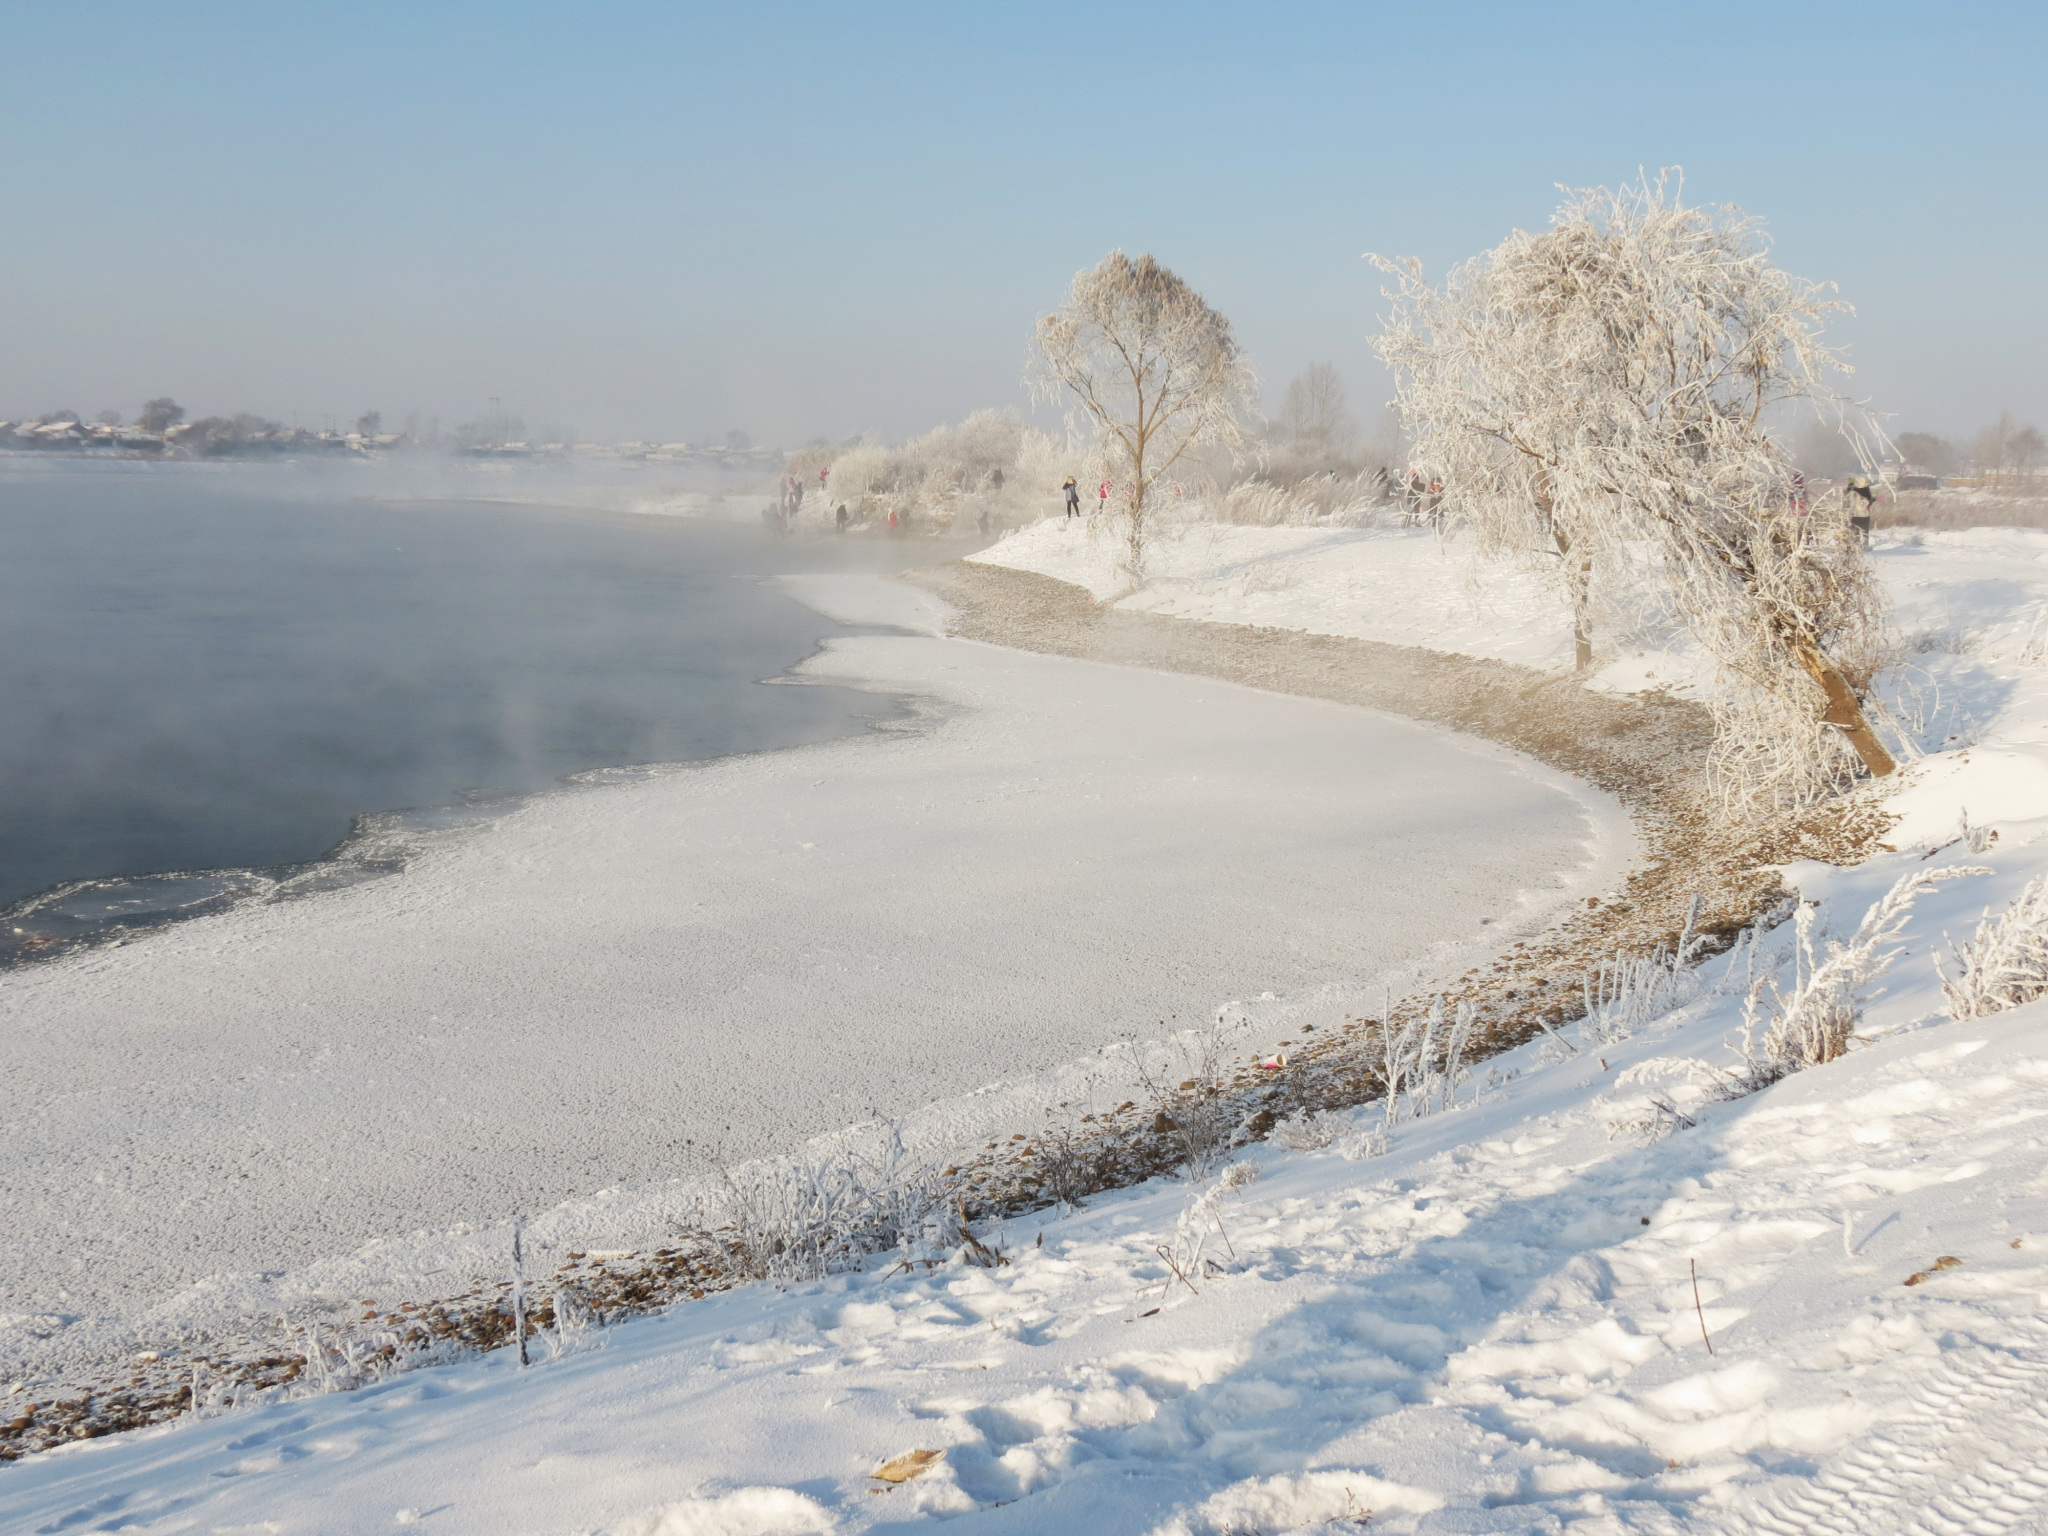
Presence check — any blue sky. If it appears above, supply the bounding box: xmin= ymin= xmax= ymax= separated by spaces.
xmin=3 ymin=1 xmax=2042 ymax=444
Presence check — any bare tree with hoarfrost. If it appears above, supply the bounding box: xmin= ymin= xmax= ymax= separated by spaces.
xmin=1372 ymin=174 xmax=1896 ymax=815
xmin=1034 ymin=250 xmax=1257 ymax=585
xmin=1277 ymin=362 xmax=1354 ymax=447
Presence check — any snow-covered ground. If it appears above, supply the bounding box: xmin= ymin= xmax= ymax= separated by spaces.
xmin=8 ymin=841 xmax=2045 ymax=1535
xmin=14 ymin=525 xmax=2048 ymax=1533
xmin=970 ymin=517 xmax=2048 ymax=709
xmin=0 ymin=577 xmax=1618 ymax=1375
xmin=974 ymin=520 xmax=1580 ymax=672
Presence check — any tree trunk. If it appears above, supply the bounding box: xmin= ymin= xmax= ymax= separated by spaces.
xmin=1126 ymin=439 xmax=1148 ymax=586
xmin=1549 ymin=516 xmax=1594 ymax=670
xmin=1792 ymin=642 xmax=1896 ymax=778
xmin=1701 ymin=530 xmax=1897 ymax=781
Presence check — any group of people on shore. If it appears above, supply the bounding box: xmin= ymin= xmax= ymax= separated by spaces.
xmin=765 ymin=465 xmax=1018 ymax=540
xmin=1789 ymin=470 xmax=1879 ymax=541
xmin=761 ymin=465 xmax=916 ymax=538
xmin=761 ymin=472 xmax=808 ymax=536
xmin=761 ymin=467 xmax=859 ymax=537
xmin=1399 ymin=470 xmax=1445 ymax=526
xmin=1059 ymin=476 xmax=1192 ymax=519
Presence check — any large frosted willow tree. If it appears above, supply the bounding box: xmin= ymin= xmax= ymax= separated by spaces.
xmin=1371 ymin=175 xmax=1895 ymax=816
xmin=1035 ymin=251 xmax=1256 ymax=585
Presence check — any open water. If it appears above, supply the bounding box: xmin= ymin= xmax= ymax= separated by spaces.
xmin=0 ymin=464 xmax=930 ymax=958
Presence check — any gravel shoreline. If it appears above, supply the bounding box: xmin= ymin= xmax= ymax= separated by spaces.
xmin=905 ymin=557 xmax=1892 ymax=1040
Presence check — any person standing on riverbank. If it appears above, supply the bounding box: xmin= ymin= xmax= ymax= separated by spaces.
xmin=1063 ymin=476 xmax=1080 ymax=519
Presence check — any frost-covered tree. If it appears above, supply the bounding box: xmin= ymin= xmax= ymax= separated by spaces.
xmin=1277 ymin=363 xmax=1353 ymax=447
xmin=2012 ymin=424 xmax=2046 ymax=480
xmin=808 ymin=410 xmax=1073 ymax=534
xmin=1371 ymin=174 xmax=1896 ymax=814
xmin=1965 ymin=414 xmax=2044 ymax=485
xmin=1035 ymin=250 xmax=1256 ymax=584
xmin=1974 ymin=413 xmax=2013 ymax=479
xmin=1895 ymin=431 xmax=1959 ymax=477
xmin=138 ymin=397 xmax=184 ymax=433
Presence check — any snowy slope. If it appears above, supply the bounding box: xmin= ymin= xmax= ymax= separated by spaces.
xmin=6 ymin=845 xmax=2044 ymax=1534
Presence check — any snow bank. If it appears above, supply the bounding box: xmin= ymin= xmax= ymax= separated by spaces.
xmin=0 ymin=579 xmax=1621 ymax=1363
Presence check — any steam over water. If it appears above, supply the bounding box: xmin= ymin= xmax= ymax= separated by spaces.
xmin=0 ymin=468 xmax=921 ymax=948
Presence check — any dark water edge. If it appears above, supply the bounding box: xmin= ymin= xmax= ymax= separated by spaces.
xmin=0 ymin=463 xmax=973 ymax=968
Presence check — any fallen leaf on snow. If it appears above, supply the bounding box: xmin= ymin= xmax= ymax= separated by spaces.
xmin=871 ymin=1448 xmax=946 ymax=1484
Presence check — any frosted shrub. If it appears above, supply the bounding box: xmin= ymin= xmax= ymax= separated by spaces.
xmin=825 ymin=442 xmax=913 ymax=518
xmin=1271 ymin=1109 xmax=1345 ymax=1152
xmin=1138 ymin=1025 xmax=1238 ymax=1182
xmin=1606 ymin=1055 xmax=1716 ymax=1141
xmin=908 ymin=407 xmax=1025 ymax=487
xmin=1029 ymin=1106 xmax=1124 ymax=1210
xmin=1217 ymin=1160 xmax=1262 ymax=1191
xmin=675 ymin=1129 xmax=951 ymax=1285
xmin=291 ymin=1323 xmax=466 ymax=1400
xmin=1220 ymin=472 xmax=1389 ymax=528
xmin=1581 ymin=895 xmax=1710 ymax=1045
xmin=540 ymin=1283 xmax=604 ymax=1361
xmin=1605 ymin=1091 xmax=1698 ymax=1144
xmin=1938 ymin=873 xmax=2048 ymax=1020
xmin=1336 ymin=1125 xmax=1390 ymax=1161
xmin=1725 ymin=866 xmax=1982 ymax=1094
xmin=1375 ymin=994 xmax=1476 ymax=1128
xmin=1152 ymin=1173 xmax=1251 ymax=1297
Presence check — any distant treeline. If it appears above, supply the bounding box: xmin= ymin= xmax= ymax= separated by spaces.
xmin=0 ymin=398 xmax=787 ymax=465
xmin=0 ymin=399 xmax=400 ymax=458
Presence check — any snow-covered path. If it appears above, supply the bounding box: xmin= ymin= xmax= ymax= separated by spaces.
xmin=8 ymin=915 xmax=2043 ymax=1536
xmin=0 ymin=578 xmax=1619 ymax=1343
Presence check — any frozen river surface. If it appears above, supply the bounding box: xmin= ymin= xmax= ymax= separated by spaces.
xmin=0 ymin=575 xmax=1628 ymax=1333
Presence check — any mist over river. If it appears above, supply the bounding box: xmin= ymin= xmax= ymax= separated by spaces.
xmin=0 ymin=464 xmax=945 ymax=947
